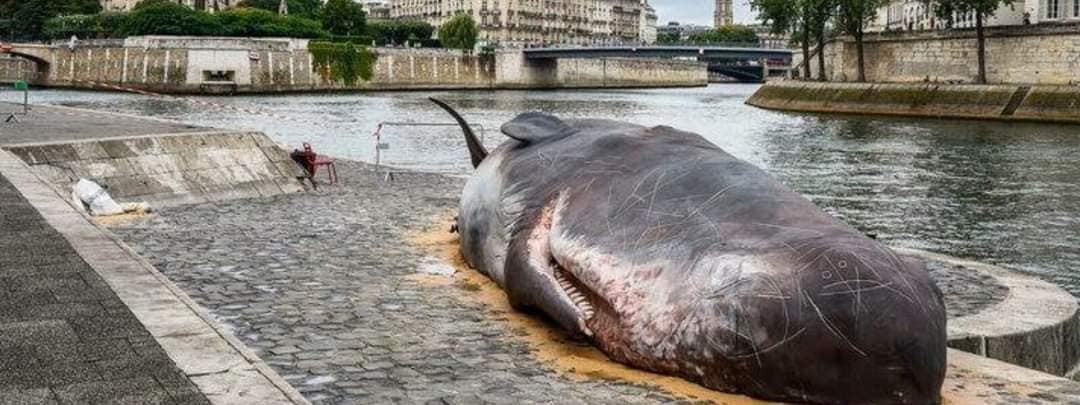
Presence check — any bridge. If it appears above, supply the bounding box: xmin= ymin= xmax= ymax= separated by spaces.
xmin=522 ymin=45 xmax=794 ymax=82
xmin=0 ymin=43 xmax=52 ymax=83
xmin=523 ymin=46 xmax=793 ymax=61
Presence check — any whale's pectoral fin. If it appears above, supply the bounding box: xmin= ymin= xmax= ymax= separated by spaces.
xmin=503 ymin=194 xmax=593 ymax=338
xmin=501 ymin=112 xmax=575 ymax=145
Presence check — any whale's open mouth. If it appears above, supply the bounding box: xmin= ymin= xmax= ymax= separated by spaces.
xmin=552 ymin=261 xmax=596 ymax=322
xmin=523 ymin=192 xmax=607 ymax=338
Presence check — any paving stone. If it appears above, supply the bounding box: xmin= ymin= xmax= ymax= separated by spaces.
xmin=108 ymin=161 xmax=691 ymax=405
xmin=0 ymin=387 xmax=59 ymax=405
xmin=53 ymin=376 xmax=173 ymax=405
xmin=0 ymin=173 xmax=209 ymax=404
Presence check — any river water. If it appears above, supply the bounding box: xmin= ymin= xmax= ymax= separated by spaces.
xmin=19 ymin=84 xmax=1080 ymax=297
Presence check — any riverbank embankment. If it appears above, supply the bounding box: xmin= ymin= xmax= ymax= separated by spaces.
xmin=7 ymin=102 xmax=1080 ymax=403
xmin=6 ymin=36 xmax=707 ymax=94
xmin=0 ymin=104 xmax=306 ymax=206
xmin=747 ymin=81 xmax=1080 ymax=124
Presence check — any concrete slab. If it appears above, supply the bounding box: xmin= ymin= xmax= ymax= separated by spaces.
xmin=0 ymin=103 xmax=208 ymax=146
xmin=4 ymin=129 xmax=306 ymax=207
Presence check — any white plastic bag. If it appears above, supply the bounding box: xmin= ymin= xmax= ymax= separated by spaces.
xmin=73 ymin=179 xmax=124 ymax=216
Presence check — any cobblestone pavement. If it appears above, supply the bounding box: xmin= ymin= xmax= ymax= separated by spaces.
xmin=0 ymin=173 xmax=209 ymax=405
xmin=111 ymin=161 xmax=688 ymax=405
xmin=110 ymin=161 xmax=1007 ymax=405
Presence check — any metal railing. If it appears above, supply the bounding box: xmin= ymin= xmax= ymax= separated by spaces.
xmin=371 ymin=121 xmax=486 ymax=180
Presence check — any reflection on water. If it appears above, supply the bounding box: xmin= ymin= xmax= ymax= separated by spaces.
xmin=25 ymin=85 xmax=1080 ymax=297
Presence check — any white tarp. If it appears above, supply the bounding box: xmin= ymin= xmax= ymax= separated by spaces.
xmin=72 ymin=179 xmax=150 ymax=216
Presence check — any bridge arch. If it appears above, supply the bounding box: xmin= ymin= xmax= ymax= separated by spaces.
xmin=1 ymin=45 xmax=53 ymax=84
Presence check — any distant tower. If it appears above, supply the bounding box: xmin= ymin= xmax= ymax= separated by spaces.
xmin=278 ymin=0 xmax=288 ymax=15
xmin=715 ymin=0 xmax=733 ymax=27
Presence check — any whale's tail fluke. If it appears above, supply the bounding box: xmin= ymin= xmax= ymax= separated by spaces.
xmin=429 ymin=97 xmax=487 ymax=168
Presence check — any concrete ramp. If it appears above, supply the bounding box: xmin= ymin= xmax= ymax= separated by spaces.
xmin=3 ymin=131 xmax=307 ymax=206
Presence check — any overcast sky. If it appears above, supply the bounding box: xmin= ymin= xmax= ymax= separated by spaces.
xmin=650 ymin=0 xmax=756 ymax=26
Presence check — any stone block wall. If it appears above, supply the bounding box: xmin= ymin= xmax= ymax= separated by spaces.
xmin=556 ymin=58 xmax=708 ymax=88
xmin=38 ymin=40 xmax=497 ymax=93
xmin=4 ymin=131 xmax=306 ymax=206
xmin=815 ymin=23 xmax=1080 ymax=85
xmin=494 ymin=51 xmax=708 ymax=89
xmin=748 ymin=81 xmax=1080 ymax=124
xmin=0 ymin=57 xmax=32 ymax=83
xmin=25 ymin=37 xmax=705 ymax=93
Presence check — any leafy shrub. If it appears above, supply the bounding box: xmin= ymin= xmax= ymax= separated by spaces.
xmin=320 ymin=0 xmax=365 ymax=36
xmin=215 ymin=7 xmax=326 ymax=38
xmin=119 ymin=1 xmax=223 ymax=36
xmin=43 ymin=14 xmax=100 ymax=39
xmin=42 ymin=3 xmax=327 ymax=39
xmin=234 ymin=0 xmax=323 ymax=19
xmin=366 ymin=19 xmax=434 ymax=45
xmin=308 ymin=41 xmax=376 ymax=85
xmin=687 ymin=25 xmax=760 ymax=45
xmin=437 ymin=13 xmax=477 ymax=51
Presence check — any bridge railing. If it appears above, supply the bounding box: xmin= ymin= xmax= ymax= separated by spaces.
xmin=521 ymin=41 xmax=792 ymax=50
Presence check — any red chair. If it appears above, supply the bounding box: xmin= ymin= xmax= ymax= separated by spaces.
xmin=302 ymin=142 xmax=337 ymax=186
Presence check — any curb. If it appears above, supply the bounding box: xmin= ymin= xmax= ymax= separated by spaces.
xmin=0 ymin=149 xmax=310 ymax=405
xmin=898 ymin=248 xmax=1080 ymax=377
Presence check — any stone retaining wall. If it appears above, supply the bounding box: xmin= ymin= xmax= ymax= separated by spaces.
xmin=0 ymin=56 xmax=32 ymax=83
xmin=3 ymin=131 xmax=307 ymax=206
xmin=21 ymin=36 xmax=706 ymax=93
xmin=815 ymin=23 xmax=1080 ymax=85
xmin=747 ymin=81 xmax=1080 ymax=124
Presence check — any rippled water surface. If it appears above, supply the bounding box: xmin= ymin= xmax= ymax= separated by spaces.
xmin=22 ymin=85 xmax=1080 ymax=297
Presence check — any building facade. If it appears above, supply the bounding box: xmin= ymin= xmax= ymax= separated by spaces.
xmin=714 ymin=0 xmax=732 ymax=27
xmin=869 ymin=0 xmax=1028 ymax=31
xmin=656 ymin=21 xmax=711 ymax=41
xmin=364 ymin=0 xmax=393 ymax=19
xmin=101 ymin=0 xmax=235 ymax=12
xmin=390 ymin=0 xmax=656 ymax=47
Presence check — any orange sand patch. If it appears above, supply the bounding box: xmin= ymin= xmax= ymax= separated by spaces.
xmin=93 ymin=211 xmax=152 ymax=227
xmin=406 ymin=212 xmax=769 ymax=405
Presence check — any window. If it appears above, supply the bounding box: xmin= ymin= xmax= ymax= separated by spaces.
xmin=1075 ymin=0 xmax=1079 ymax=17
xmin=1048 ymin=0 xmax=1060 ymax=19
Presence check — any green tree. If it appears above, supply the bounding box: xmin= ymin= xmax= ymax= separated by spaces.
xmin=656 ymin=31 xmax=679 ymax=44
xmin=320 ymin=0 xmax=365 ymax=36
xmin=923 ymin=0 xmax=1014 ymax=84
xmin=215 ymin=7 xmax=326 ymax=38
xmin=752 ymin=0 xmax=809 ymax=78
xmin=806 ymin=0 xmax=836 ymax=81
xmin=686 ymin=25 xmax=760 ymax=45
xmin=366 ymin=19 xmax=435 ymax=45
xmin=437 ymin=13 xmax=478 ymax=51
xmin=7 ymin=0 xmax=101 ymax=40
xmin=236 ymin=0 xmax=322 ymax=19
xmin=119 ymin=1 xmax=222 ymax=36
xmin=836 ymin=0 xmax=885 ymax=81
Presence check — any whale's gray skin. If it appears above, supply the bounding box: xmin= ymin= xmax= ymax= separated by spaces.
xmin=433 ymin=100 xmax=947 ymax=404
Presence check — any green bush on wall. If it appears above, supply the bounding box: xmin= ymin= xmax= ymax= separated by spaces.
xmin=41 ymin=2 xmax=329 ymax=39
xmin=215 ymin=8 xmax=326 ymax=38
xmin=120 ymin=0 xmax=223 ymax=36
xmin=308 ymin=41 xmax=377 ymax=86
